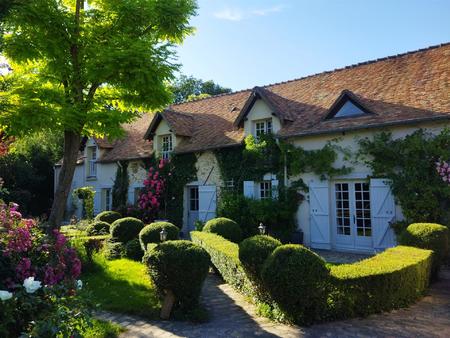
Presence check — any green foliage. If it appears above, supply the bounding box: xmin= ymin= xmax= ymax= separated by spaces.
xmin=146 ymin=240 xmax=210 ymax=312
xmin=329 ymin=246 xmax=432 ymax=319
xmin=139 ymin=221 xmax=179 ymax=249
xmin=399 ymin=223 xmax=449 ymax=277
xmin=103 ymin=241 xmax=125 ymax=261
xmin=358 ymin=129 xmax=450 ymax=224
xmin=86 ymin=221 xmax=110 ymax=236
xmin=239 ymin=235 xmax=281 ymax=277
xmin=94 ymin=211 xmax=122 ymax=224
xmin=169 ymin=74 xmax=231 ymax=103
xmin=124 ymin=238 xmax=145 ymax=261
xmin=261 ymin=245 xmax=330 ymax=325
xmin=81 ymin=319 xmax=124 ymax=338
xmin=110 ymin=217 xmax=144 ymax=243
xmin=203 ymin=217 xmax=242 ymax=243
xmin=73 ymin=186 xmax=96 ymax=220
xmin=112 ymin=161 xmax=129 ymax=211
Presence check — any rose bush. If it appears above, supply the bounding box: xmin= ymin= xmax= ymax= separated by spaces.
xmin=0 ymin=200 xmax=91 ymax=337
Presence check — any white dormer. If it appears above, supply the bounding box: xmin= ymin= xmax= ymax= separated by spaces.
xmin=243 ymin=99 xmax=281 ymax=137
xmin=152 ymin=119 xmax=176 ymax=159
xmin=85 ymin=138 xmax=98 ymax=179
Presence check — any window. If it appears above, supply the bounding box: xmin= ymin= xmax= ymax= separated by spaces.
xmin=101 ymin=188 xmax=112 ymax=211
xmin=87 ymin=146 xmax=97 ymax=177
xmin=259 ymin=181 xmax=272 ymax=199
xmin=254 ymin=118 xmax=273 ymax=137
xmin=189 ymin=187 xmax=199 ymax=211
xmin=354 ymin=182 xmax=371 ymax=237
xmin=333 ymin=101 xmax=366 ymax=118
xmin=160 ymin=135 xmax=173 ymax=159
xmin=134 ymin=187 xmax=144 ymax=206
xmin=335 ymin=183 xmax=351 ymax=235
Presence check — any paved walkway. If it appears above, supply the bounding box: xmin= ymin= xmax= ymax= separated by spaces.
xmin=98 ymin=268 xmax=450 ymax=338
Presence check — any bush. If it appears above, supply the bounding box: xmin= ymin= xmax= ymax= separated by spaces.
xmin=103 ymin=241 xmax=125 ymax=260
xmin=86 ymin=221 xmax=110 ymax=236
xmin=261 ymin=244 xmax=329 ymax=325
xmin=239 ymin=235 xmax=281 ymax=277
xmin=125 ymin=239 xmax=144 ymax=261
xmin=139 ymin=221 xmax=179 ymax=249
xmin=203 ymin=217 xmax=242 ymax=243
xmin=94 ymin=210 xmax=122 ymax=224
xmin=330 ymin=246 xmax=432 ymax=319
xmin=146 ymin=240 xmax=210 ymax=312
xmin=110 ymin=217 xmax=144 ymax=243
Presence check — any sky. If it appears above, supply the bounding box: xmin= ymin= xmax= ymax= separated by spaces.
xmin=176 ymin=0 xmax=450 ymax=91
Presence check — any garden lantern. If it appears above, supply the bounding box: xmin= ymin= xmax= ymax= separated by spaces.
xmin=258 ymin=222 xmax=266 ymax=235
xmin=160 ymin=228 xmax=168 ymax=242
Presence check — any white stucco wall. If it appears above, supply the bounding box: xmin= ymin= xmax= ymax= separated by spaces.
xmin=152 ymin=119 xmax=177 ymax=155
xmin=243 ymin=99 xmax=281 ymax=136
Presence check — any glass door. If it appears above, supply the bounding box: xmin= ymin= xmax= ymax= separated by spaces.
xmin=187 ymin=186 xmax=199 ymax=232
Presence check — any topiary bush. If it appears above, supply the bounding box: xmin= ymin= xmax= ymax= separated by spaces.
xmin=239 ymin=235 xmax=281 ymax=277
xmin=94 ymin=210 xmax=122 ymax=224
xmin=146 ymin=240 xmax=210 ymax=312
xmin=86 ymin=221 xmax=110 ymax=236
xmin=110 ymin=217 xmax=144 ymax=243
xmin=124 ymin=238 xmax=144 ymax=261
xmin=103 ymin=241 xmax=125 ymax=260
xmin=399 ymin=223 xmax=449 ymax=277
xmin=139 ymin=221 xmax=179 ymax=250
xmin=202 ymin=217 xmax=242 ymax=243
xmin=261 ymin=244 xmax=330 ymax=325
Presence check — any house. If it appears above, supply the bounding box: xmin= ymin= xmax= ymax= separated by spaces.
xmin=57 ymin=43 xmax=450 ymax=253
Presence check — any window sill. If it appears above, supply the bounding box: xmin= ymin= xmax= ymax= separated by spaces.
xmin=86 ymin=176 xmax=97 ymax=181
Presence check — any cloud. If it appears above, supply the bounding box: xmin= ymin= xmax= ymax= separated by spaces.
xmin=214 ymin=4 xmax=285 ymax=21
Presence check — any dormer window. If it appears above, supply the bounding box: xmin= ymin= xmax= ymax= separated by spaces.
xmin=160 ymin=134 xmax=173 ymax=159
xmin=333 ymin=101 xmax=366 ymax=118
xmin=254 ymin=118 xmax=273 ymax=137
xmin=87 ymin=146 xmax=97 ymax=178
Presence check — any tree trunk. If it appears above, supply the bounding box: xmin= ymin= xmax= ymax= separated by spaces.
xmin=48 ymin=131 xmax=81 ymax=228
xmin=160 ymin=289 xmax=176 ymax=320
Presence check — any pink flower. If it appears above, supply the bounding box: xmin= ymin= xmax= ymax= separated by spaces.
xmin=16 ymin=257 xmax=33 ymax=281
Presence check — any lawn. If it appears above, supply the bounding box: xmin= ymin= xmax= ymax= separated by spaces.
xmin=82 ymin=257 xmax=160 ymax=319
xmin=82 ymin=319 xmax=124 ymax=338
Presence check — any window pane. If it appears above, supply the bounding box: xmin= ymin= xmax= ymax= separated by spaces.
xmin=334 ymin=101 xmax=366 ymax=118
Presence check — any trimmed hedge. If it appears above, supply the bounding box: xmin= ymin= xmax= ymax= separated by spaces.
xmin=125 ymin=239 xmax=144 ymax=261
xmin=399 ymin=223 xmax=449 ymax=277
xmin=86 ymin=221 xmax=110 ymax=236
xmin=103 ymin=241 xmax=125 ymax=260
xmin=110 ymin=217 xmax=144 ymax=243
xmin=94 ymin=210 xmax=122 ymax=224
xmin=202 ymin=217 xmax=242 ymax=243
xmin=261 ymin=245 xmax=329 ymax=325
xmin=239 ymin=235 xmax=281 ymax=277
xmin=146 ymin=240 xmax=210 ymax=311
xmin=139 ymin=221 xmax=179 ymax=250
xmin=330 ymin=246 xmax=432 ymax=318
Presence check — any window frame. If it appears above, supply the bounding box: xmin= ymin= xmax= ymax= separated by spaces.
xmin=102 ymin=188 xmax=112 ymax=211
xmin=259 ymin=180 xmax=272 ymax=200
xmin=160 ymin=134 xmax=173 ymax=160
xmin=87 ymin=146 xmax=97 ymax=178
xmin=254 ymin=118 xmax=273 ymax=137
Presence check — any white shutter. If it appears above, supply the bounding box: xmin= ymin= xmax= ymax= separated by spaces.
xmin=243 ymin=181 xmax=255 ymax=198
xmin=271 ymin=179 xmax=279 ymax=199
xmin=199 ymin=185 xmax=217 ymax=223
xmin=309 ymin=181 xmax=331 ymax=249
xmin=370 ymin=178 xmax=396 ymax=250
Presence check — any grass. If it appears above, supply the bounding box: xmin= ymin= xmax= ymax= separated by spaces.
xmin=82 ymin=319 xmax=124 ymax=338
xmin=82 ymin=257 xmax=160 ymax=319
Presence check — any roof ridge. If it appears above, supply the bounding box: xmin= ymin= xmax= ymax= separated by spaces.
xmin=169 ymin=42 xmax=450 ymax=106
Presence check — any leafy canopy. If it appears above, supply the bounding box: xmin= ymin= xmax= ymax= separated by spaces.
xmin=169 ymin=74 xmax=231 ymax=103
xmin=0 ymin=0 xmax=198 ymax=138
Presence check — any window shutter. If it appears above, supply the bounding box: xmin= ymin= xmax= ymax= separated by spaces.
xmin=309 ymin=181 xmax=331 ymax=249
xmin=271 ymin=179 xmax=279 ymax=199
xmin=199 ymin=185 xmax=217 ymax=223
xmin=243 ymin=181 xmax=255 ymax=198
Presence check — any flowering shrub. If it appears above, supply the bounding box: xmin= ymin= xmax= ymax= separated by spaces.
xmin=138 ymin=158 xmax=170 ymax=222
xmin=0 ymin=201 xmax=91 ymax=336
xmin=435 ymin=159 xmax=450 ymax=183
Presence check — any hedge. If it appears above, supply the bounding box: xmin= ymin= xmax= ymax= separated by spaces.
xmin=94 ymin=210 xmax=122 ymax=224
xmin=202 ymin=217 xmax=242 ymax=243
xmin=329 ymin=246 xmax=432 ymax=318
xmin=110 ymin=217 xmax=144 ymax=243
xmin=139 ymin=221 xmax=179 ymax=250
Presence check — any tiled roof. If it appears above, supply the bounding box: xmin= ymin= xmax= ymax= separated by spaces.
xmin=161 ymin=42 xmax=450 ymax=152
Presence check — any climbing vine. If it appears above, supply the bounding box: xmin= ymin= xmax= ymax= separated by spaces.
xmin=73 ymin=186 xmax=95 ymax=219
xmin=358 ymin=129 xmax=450 ymax=228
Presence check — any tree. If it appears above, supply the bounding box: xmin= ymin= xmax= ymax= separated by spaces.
xmin=0 ymin=0 xmax=197 ymax=227
xmin=170 ymin=74 xmax=231 ymax=103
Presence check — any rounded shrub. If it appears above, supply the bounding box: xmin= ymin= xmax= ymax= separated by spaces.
xmin=103 ymin=241 xmax=124 ymax=260
xmin=399 ymin=223 xmax=449 ymax=276
xmin=261 ymin=244 xmax=330 ymax=325
xmin=203 ymin=217 xmax=242 ymax=243
xmin=94 ymin=210 xmax=122 ymax=224
xmin=125 ymin=238 xmax=144 ymax=261
xmin=86 ymin=221 xmax=110 ymax=236
xmin=146 ymin=240 xmax=210 ymax=311
xmin=239 ymin=235 xmax=281 ymax=277
xmin=139 ymin=221 xmax=179 ymax=249
xmin=110 ymin=217 xmax=144 ymax=243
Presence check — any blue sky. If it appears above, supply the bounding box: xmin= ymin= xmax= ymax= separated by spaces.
xmin=176 ymin=0 xmax=450 ymax=91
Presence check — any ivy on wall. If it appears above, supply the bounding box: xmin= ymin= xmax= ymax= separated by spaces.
xmin=358 ymin=129 xmax=450 ymax=227
xmin=73 ymin=186 xmax=95 ymax=219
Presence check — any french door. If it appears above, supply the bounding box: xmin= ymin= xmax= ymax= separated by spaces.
xmin=334 ymin=182 xmax=373 ymax=250
xmin=187 ymin=186 xmax=199 ymax=232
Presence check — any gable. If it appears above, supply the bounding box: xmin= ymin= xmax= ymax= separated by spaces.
xmin=244 ymin=99 xmax=281 ymax=136
xmin=332 ymin=100 xmax=368 ymax=119
xmin=324 ymin=90 xmax=373 ymax=120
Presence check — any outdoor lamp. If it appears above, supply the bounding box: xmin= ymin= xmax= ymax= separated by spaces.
xmin=258 ymin=222 xmax=266 ymax=235
xmin=160 ymin=228 xmax=168 ymax=242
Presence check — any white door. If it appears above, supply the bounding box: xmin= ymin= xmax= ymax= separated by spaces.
xmin=334 ymin=182 xmax=373 ymax=251
xmin=309 ymin=181 xmax=331 ymax=249
xmin=187 ymin=186 xmax=199 ymax=232
xmin=198 ymin=185 xmax=217 ymax=223
xmin=370 ymin=179 xmax=396 ymax=250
